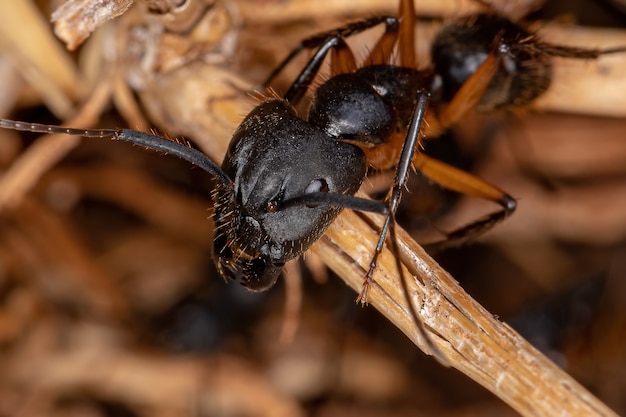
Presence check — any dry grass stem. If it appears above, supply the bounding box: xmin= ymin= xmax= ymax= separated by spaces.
xmin=238 ymin=0 xmax=484 ymax=23
xmin=313 ymin=206 xmax=619 ymax=417
xmin=52 ymin=0 xmax=135 ymax=50
xmin=0 ymin=0 xmax=83 ymax=117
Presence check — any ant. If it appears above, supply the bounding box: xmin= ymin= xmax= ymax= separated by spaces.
xmin=1 ymin=0 xmax=625 ymax=335
xmin=3 ymin=0 xmax=430 ymax=303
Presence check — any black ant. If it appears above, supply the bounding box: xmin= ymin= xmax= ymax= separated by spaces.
xmin=1 ymin=0 xmax=625 ymax=333
xmin=2 ymin=0 xmax=427 ymax=303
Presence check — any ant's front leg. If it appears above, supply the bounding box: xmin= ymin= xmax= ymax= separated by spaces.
xmin=358 ymin=92 xmax=430 ymax=304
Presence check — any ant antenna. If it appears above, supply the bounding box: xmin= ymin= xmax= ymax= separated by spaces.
xmin=0 ymin=120 xmax=233 ymax=189
xmin=535 ymin=43 xmax=626 ymax=59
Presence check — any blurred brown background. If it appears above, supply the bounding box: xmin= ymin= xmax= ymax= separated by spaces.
xmin=0 ymin=0 xmax=625 ymax=415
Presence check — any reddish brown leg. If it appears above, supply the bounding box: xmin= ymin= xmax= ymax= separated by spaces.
xmin=398 ymin=0 xmax=417 ymax=68
xmin=426 ymin=52 xmax=500 ymax=137
xmin=413 ymin=153 xmax=516 ymax=250
xmin=362 ymin=0 xmax=415 ymax=67
xmin=330 ymin=41 xmax=358 ymax=76
xmin=362 ymin=18 xmax=399 ymax=66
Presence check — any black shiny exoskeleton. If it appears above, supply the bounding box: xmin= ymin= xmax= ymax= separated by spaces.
xmin=4 ymin=0 xmax=626 ymax=366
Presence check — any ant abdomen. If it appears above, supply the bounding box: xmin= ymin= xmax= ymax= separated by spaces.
xmin=432 ymin=13 xmax=553 ymax=111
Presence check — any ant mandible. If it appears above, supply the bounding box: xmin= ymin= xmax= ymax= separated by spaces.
xmin=1 ymin=0 xmax=625 ymax=306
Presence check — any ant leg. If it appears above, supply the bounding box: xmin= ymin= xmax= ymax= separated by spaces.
xmin=263 ymin=16 xmax=400 ymax=97
xmin=284 ymin=35 xmax=353 ymax=105
xmin=294 ymin=156 xmax=449 ymax=360
xmin=398 ymin=0 xmax=416 ymax=68
xmin=362 ymin=17 xmax=399 ymax=67
xmin=330 ymin=40 xmax=358 ymax=76
xmin=428 ymin=52 xmax=500 ymax=137
xmin=412 ymin=152 xmax=516 ymax=251
xmin=358 ymin=92 xmax=430 ymax=304
xmin=283 ymin=16 xmax=401 ymax=105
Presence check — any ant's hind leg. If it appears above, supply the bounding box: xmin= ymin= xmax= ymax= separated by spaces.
xmin=412 ymin=153 xmax=516 ymax=252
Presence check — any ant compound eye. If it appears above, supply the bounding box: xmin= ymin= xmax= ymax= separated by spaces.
xmin=266 ymin=201 xmax=279 ymax=213
xmin=266 ymin=189 xmax=286 ymax=213
xmin=301 ymin=179 xmax=330 ymax=208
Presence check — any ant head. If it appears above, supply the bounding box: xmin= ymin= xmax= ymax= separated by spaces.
xmin=208 ymin=99 xmax=368 ymax=291
xmin=114 ymin=129 xmax=288 ymax=289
